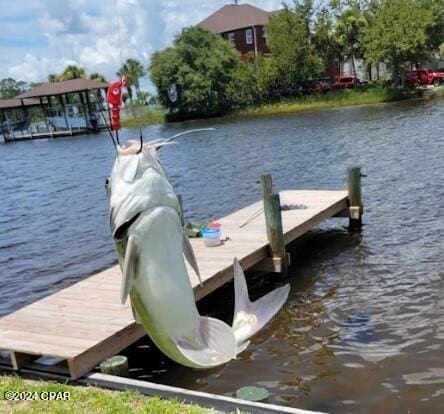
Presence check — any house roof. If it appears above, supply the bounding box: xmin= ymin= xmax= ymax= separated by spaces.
xmin=16 ymin=78 xmax=109 ymax=99
xmin=0 ymin=98 xmax=40 ymax=110
xmin=198 ymin=4 xmax=272 ymax=33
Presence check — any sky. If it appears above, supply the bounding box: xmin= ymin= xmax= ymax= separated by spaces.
xmin=0 ymin=0 xmax=283 ymax=87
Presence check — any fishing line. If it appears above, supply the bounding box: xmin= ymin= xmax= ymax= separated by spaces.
xmin=114 ymin=0 xmax=124 ymax=70
xmin=91 ymin=95 xmax=118 ymax=153
xmin=239 ymin=207 xmax=264 ymax=228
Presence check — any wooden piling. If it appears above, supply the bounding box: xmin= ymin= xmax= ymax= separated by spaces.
xmin=260 ymin=174 xmax=287 ymax=276
xmin=99 ymin=355 xmax=129 ymax=377
xmin=347 ymin=166 xmax=363 ymax=229
xmin=261 ymin=174 xmax=273 ymax=241
xmin=261 ymin=174 xmax=273 ymax=197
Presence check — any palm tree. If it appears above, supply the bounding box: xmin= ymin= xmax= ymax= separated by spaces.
xmin=117 ymin=58 xmax=145 ymax=101
xmin=89 ymin=73 xmax=107 ymax=82
xmin=48 ymin=73 xmax=59 ymax=83
xmin=336 ymin=6 xmax=367 ymax=86
xmin=60 ymin=65 xmax=86 ymax=81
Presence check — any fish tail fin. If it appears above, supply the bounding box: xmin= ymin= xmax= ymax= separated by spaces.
xmin=175 ymin=316 xmax=237 ymax=368
xmin=232 ymin=258 xmax=290 ymax=347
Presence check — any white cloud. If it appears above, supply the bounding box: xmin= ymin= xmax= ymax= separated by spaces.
xmin=8 ymin=54 xmax=78 ymax=82
xmin=2 ymin=0 xmax=283 ymax=84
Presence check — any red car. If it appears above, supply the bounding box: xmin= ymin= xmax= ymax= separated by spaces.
xmin=312 ymin=78 xmax=331 ymax=93
xmin=332 ymin=76 xmax=361 ymax=89
xmin=405 ymin=69 xmax=444 ymax=87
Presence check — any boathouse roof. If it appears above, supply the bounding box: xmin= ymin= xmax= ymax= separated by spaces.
xmin=16 ymin=78 xmax=109 ymax=99
xmin=198 ymin=4 xmax=273 ymax=33
xmin=0 ymin=98 xmax=40 ymax=110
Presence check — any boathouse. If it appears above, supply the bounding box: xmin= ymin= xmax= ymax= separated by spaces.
xmin=0 ymin=78 xmax=109 ymax=142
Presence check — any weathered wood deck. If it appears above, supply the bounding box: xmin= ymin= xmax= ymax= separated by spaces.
xmin=0 ymin=190 xmax=348 ymax=379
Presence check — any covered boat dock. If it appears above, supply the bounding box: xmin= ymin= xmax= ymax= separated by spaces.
xmin=0 ymin=78 xmax=110 ymax=142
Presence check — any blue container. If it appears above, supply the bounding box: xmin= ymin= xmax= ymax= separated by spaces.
xmin=201 ymin=228 xmax=221 ymax=246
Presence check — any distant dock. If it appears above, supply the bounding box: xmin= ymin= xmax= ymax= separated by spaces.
xmin=0 ymin=79 xmax=110 ymax=143
xmin=0 ymin=169 xmax=363 ymax=382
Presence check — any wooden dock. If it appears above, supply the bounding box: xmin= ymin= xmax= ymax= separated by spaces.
xmin=0 ymin=187 xmax=354 ymax=380
xmin=3 ymin=126 xmax=109 ymax=143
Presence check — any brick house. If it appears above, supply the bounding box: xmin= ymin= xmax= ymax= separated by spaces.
xmin=197 ymin=3 xmax=275 ymax=57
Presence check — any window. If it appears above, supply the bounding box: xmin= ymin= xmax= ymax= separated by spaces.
xmin=228 ymin=32 xmax=235 ymax=43
xmin=245 ymin=28 xmax=253 ymax=45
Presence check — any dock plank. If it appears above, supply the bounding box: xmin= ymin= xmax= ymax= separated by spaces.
xmin=0 ymin=190 xmax=347 ymax=379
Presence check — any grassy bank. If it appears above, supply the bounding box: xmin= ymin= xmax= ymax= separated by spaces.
xmin=120 ymin=86 xmax=444 ymax=127
xmin=0 ymin=375 xmax=210 ymax=414
xmin=236 ymin=87 xmax=422 ymax=118
xmin=120 ymin=107 xmax=165 ymax=128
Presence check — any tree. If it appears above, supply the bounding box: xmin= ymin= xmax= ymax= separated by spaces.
xmin=149 ymin=27 xmax=246 ymax=118
xmin=48 ymin=74 xmax=59 ymax=83
xmin=420 ymin=0 xmax=444 ymax=53
xmin=89 ymin=73 xmax=107 ymax=82
xmin=364 ymin=0 xmax=438 ymax=84
xmin=313 ymin=7 xmax=344 ymax=83
xmin=0 ymin=78 xmax=28 ymax=99
xmin=264 ymin=2 xmax=321 ymax=94
xmin=335 ymin=2 xmax=367 ymax=85
xmin=59 ymin=65 xmax=86 ymax=80
xmin=117 ymin=58 xmax=145 ymax=101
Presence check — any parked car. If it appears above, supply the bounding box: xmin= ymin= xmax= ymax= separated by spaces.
xmin=405 ymin=69 xmax=444 ymax=87
xmin=332 ymin=76 xmax=361 ymax=89
xmin=311 ymin=78 xmax=332 ymax=93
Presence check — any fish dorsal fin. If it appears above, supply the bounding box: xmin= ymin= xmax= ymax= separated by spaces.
xmin=183 ymin=233 xmax=202 ymax=286
xmin=121 ymin=234 xmax=139 ymax=304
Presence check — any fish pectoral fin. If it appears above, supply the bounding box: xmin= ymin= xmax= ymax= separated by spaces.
xmin=121 ymin=234 xmax=139 ymax=304
xmin=232 ymin=258 xmax=290 ymax=345
xmin=183 ymin=233 xmax=202 ymax=286
xmin=175 ymin=317 xmax=237 ymax=368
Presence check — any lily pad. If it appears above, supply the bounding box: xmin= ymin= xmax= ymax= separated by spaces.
xmin=236 ymin=386 xmax=269 ymax=402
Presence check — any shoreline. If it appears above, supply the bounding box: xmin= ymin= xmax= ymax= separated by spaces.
xmin=120 ymin=86 xmax=444 ymax=128
xmin=0 ymin=374 xmax=209 ymax=413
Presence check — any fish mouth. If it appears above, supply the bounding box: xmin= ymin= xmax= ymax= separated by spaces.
xmin=113 ymin=212 xmax=141 ymax=241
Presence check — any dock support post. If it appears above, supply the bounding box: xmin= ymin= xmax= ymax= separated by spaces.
xmin=99 ymin=355 xmax=129 ymax=377
xmin=347 ymin=166 xmax=363 ymax=229
xmin=261 ymin=174 xmax=287 ymax=276
xmin=261 ymin=174 xmax=273 ymax=240
xmin=10 ymin=351 xmax=38 ymax=370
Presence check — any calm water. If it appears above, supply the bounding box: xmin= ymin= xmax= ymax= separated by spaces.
xmin=1 ymin=99 xmax=443 ymax=413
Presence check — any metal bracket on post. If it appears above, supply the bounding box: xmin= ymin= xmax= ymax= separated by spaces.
xmin=347 ymin=166 xmax=364 ymax=229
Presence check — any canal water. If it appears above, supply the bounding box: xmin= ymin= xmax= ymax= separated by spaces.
xmin=1 ymin=98 xmax=443 ymax=413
